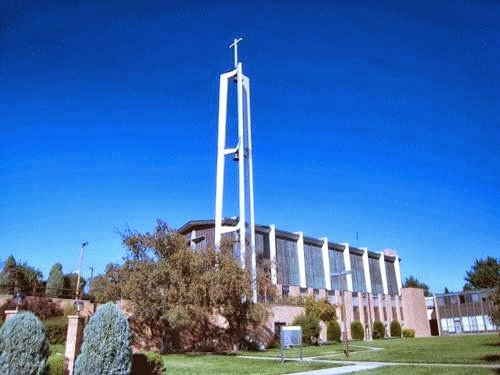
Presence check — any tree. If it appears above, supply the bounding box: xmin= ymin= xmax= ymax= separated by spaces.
xmin=403 ymin=275 xmax=431 ymax=297
xmin=444 ymin=287 xmax=450 ymax=294
xmin=304 ymin=296 xmax=337 ymax=322
xmin=0 ymin=256 xmax=42 ymax=295
xmin=63 ymin=273 xmax=86 ymax=299
xmin=45 ymin=263 xmax=64 ymax=297
xmin=74 ymin=302 xmax=132 ymax=375
xmin=121 ymin=220 xmax=269 ymax=352
xmin=490 ymin=286 xmax=500 ymax=327
xmin=89 ymin=263 xmax=130 ymax=303
xmin=463 ymin=256 xmax=499 ymax=290
xmin=0 ymin=312 xmax=50 ymax=375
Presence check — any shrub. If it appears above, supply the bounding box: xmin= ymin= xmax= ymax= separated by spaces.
xmin=390 ymin=320 xmax=402 ymax=337
xmin=0 ymin=297 xmax=62 ymax=321
xmin=44 ymin=316 xmax=68 ymax=344
xmin=62 ymin=302 xmax=77 ymax=316
xmin=74 ymin=302 xmax=132 ymax=375
xmin=327 ymin=320 xmax=341 ymax=342
xmin=372 ymin=320 xmax=386 ymax=340
xmin=291 ymin=313 xmax=320 ymax=345
xmin=350 ymin=320 xmax=364 ymax=340
xmin=402 ymin=328 xmax=415 ymax=338
xmin=0 ymin=312 xmax=50 ymax=375
xmin=304 ymin=296 xmax=337 ymax=322
xmin=131 ymin=353 xmax=165 ymax=375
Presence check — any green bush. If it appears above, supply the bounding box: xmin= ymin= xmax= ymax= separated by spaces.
xmin=390 ymin=320 xmax=402 ymax=337
xmin=0 ymin=312 xmax=50 ymax=375
xmin=291 ymin=313 xmax=320 ymax=345
xmin=372 ymin=320 xmax=386 ymax=340
xmin=75 ymin=302 xmax=132 ymax=375
xmin=402 ymin=328 xmax=415 ymax=338
xmin=327 ymin=320 xmax=341 ymax=342
xmin=131 ymin=353 xmax=165 ymax=375
xmin=44 ymin=316 xmax=67 ymax=344
xmin=350 ymin=320 xmax=364 ymax=340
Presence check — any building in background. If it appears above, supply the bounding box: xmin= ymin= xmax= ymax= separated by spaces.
xmin=179 ymin=219 xmax=431 ymax=339
xmin=427 ymin=289 xmax=498 ymax=335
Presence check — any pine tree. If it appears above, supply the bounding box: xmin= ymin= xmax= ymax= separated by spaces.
xmin=0 ymin=312 xmax=50 ymax=375
xmin=45 ymin=263 xmax=64 ymax=297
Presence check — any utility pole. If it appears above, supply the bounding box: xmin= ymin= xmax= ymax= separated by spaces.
xmin=75 ymin=241 xmax=88 ymax=299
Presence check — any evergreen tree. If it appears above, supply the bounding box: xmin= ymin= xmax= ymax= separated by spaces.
xmin=464 ymin=257 xmax=499 ymax=290
xmin=45 ymin=263 xmax=64 ymax=297
xmin=403 ymin=275 xmax=431 ymax=297
xmin=0 ymin=312 xmax=50 ymax=375
xmin=75 ymin=302 xmax=132 ymax=375
xmin=0 ymin=255 xmax=17 ymax=293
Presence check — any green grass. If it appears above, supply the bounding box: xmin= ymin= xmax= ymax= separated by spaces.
xmin=161 ymin=354 xmax=338 ymax=374
xmin=242 ymin=334 xmax=500 ymax=365
xmin=49 ymin=344 xmax=65 ymax=375
xmin=360 ymin=365 xmax=498 ymax=375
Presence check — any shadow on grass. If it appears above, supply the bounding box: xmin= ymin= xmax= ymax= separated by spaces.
xmin=480 ymin=354 xmax=500 ymax=362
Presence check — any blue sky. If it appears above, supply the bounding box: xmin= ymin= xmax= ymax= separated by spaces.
xmin=0 ymin=0 xmax=498 ymax=293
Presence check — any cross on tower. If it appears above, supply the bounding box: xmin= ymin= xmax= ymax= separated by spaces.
xmin=229 ymin=37 xmax=243 ymax=68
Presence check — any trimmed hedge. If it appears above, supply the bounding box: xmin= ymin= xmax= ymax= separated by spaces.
xmin=0 ymin=312 xmax=51 ymax=375
xmin=44 ymin=316 xmax=68 ymax=344
xmin=402 ymin=328 xmax=415 ymax=338
xmin=327 ymin=320 xmax=341 ymax=342
xmin=350 ymin=320 xmax=364 ymax=340
xmin=372 ymin=320 xmax=386 ymax=340
xmin=131 ymin=353 xmax=165 ymax=375
xmin=390 ymin=320 xmax=402 ymax=338
xmin=291 ymin=313 xmax=320 ymax=345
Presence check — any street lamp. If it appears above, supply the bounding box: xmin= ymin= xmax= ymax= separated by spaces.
xmin=75 ymin=241 xmax=88 ymax=300
xmin=331 ymin=270 xmax=352 ymax=357
xmin=14 ymin=291 xmax=25 ymax=312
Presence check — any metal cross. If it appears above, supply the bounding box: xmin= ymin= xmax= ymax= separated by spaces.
xmin=229 ymin=37 xmax=243 ymax=68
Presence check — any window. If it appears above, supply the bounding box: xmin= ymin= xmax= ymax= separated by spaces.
xmin=385 ymin=260 xmax=399 ymax=296
xmin=276 ymin=237 xmax=300 ymax=286
xmin=328 ymin=249 xmax=346 ymax=290
xmin=369 ymin=257 xmax=384 ymax=295
xmin=304 ymin=243 xmax=325 ymax=289
xmin=350 ymin=253 xmax=366 ymax=292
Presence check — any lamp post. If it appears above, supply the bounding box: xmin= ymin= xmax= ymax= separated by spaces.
xmin=75 ymin=241 xmax=88 ymax=300
xmin=331 ymin=270 xmax=352 ymax=357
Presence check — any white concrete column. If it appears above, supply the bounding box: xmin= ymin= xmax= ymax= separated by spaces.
xmin=361 ymin=247 xmax=372 ymax=294
xmin=65 ymin=315 xmax=85 ymax=375
xmin=379 ymin=252 xmax=389 ymax=295
xmin=321 ymin=238 xmax=331 ymax=290
xmin=342 ymin=243 xmax=353 ymax=291
xmin=269 ymin=225 xmax=277 ymax=285
xmin=296 ymin=232 xmax=306 ymax=288
xmin=394 ymin=255 xmax=403 ymax=295
xmin=190 ymin=230 xmax=196 ymax=250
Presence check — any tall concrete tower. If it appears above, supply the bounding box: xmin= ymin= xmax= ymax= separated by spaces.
xmin=214 ymin=38 xmax=257 ymax=302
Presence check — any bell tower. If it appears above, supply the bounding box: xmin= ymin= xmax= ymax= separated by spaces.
xmin=214 ymin=38 xmax=257 ymax=302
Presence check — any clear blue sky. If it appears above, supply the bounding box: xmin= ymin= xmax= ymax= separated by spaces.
xmin=1 ymin=0 xmax=498 ymax=293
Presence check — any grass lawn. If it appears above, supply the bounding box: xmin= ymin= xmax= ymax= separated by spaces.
xmin=242 ymin=334 xmax=500 ymax=365
xmin=162 ymin=354 xmax=338 ymax=375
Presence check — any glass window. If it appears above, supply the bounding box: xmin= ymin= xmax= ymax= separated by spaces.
xmin=369 ymin=257 xmax=384 ymax=295
xmin=304 ymin=243 xmax=325 ymax=289
xmin=328 ymin=249 xmax=346 ymax=290
xmin=276 ymin=237 xmax=300 ymax=286
xmin=350 ymin=253 xmax=366 ymax=292
xmin=385 ymin=260 xmax=399 ymax=296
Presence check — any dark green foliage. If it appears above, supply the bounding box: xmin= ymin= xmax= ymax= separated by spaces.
xmin=75 ymin=302 xmax=132 ymax=375
xmin=372 ymin=320 xmax=386 ymax=340
xmin=63 ymin=273 xmax=86 ymax=299
xmin=131 ymin=353 xmax=165 ymax=375
xmin=390 ymin=320 xmax=402 ymax=337
xmin=292 ymin=313 xmax=320 ymax=345
xmin=327 ymin=320 xmax=341 ymax=342
xmin=0 ymin=312 xmax=50 ymax=375
xmin=350 ymin=320 xmax=364 ymax=340
xmin=0 ymin=297 xmax=62 ymax=321
xmin=0 ymin=255 xmax=43 ymax=295
xmin=464 ymin=256 xmax=499 ymax=290
xmin=44 ymin=317 xmax=67 ymax=344
xmin=402 ymin=328 xmax=415 ymax=338
xmin=45 ymin=263 xmax=64 ymax=298
xmin=403 ymin=275 xmax=431 ymax=297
